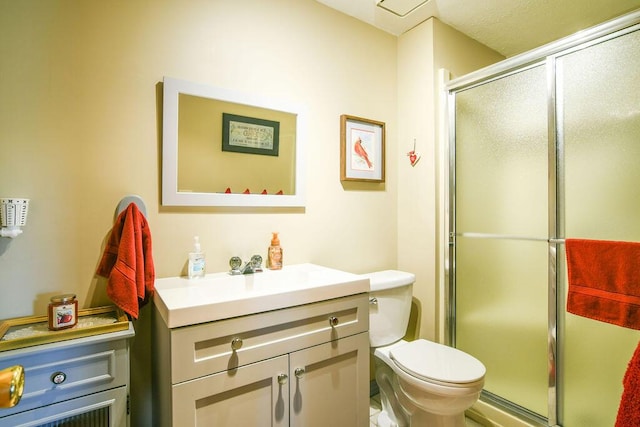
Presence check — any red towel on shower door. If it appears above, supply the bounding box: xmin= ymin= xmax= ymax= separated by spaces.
xmin=565 ymin=239 xmax=640 ymax=426
xmin=565 ymin=239 xmax=640 ymax=330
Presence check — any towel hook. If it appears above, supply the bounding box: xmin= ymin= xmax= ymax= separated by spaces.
xmin=116 ymin=195 xmax=147 ymax=220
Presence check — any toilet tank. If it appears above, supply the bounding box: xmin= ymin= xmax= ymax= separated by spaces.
xmin=362 ymin=270 xmax=415 ymax=347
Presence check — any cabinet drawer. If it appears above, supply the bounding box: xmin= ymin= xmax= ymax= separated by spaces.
xmin=0 ymin=339 xmax=130 ymax=417
xmin=0 ymin=386 xmax=127 ymax=426
xmin=170 ymin=293 xmax=368 ymax=384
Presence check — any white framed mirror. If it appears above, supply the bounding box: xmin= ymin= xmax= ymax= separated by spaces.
xmin=162 ymin=77 xmax=306 ymax=207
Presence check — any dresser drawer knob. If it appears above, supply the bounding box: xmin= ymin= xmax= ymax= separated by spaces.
xmin=329 ymin=316 xmax=339 ymax=327
xmin=277 ymin=373 xmax=288 ymax=385
xmin=231 ymin=337 xmax=243 ymax=351
xmin=51 ymin=371 xmax=67 ymax=385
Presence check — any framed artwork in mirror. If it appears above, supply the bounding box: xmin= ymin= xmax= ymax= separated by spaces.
xmin=222 ymin=113 xmax=280 ymax=156
xmin=340 ymin=114 xmax=385 ymax=182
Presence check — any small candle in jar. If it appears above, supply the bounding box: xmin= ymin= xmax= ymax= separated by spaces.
xmin=48 ymin=294 xmax=78 ymax=331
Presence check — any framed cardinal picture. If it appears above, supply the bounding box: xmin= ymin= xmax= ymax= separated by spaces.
xmin=340 ymin=114 xmax=385 ymax=182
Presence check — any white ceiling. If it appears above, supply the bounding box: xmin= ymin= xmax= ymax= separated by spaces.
xmin=316 ymin=0 xmax=640 ymax=57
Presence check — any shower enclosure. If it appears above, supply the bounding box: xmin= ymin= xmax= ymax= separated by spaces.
xmin=446 ymin=10 xmax=640 ymax=426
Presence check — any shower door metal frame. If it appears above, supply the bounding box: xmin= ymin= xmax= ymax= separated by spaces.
xmin=444 ymin=9 xmax=640 ymax=427
xmin=446 ymin=60 xmax=556 ymax=426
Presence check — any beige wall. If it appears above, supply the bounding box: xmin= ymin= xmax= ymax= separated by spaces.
xmin=396 ymin=18 xmax=503 ymax=341
xmin=0 ymin=0 xmax=399 ymax=320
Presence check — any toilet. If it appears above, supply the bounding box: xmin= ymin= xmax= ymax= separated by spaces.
xmin=364 ymin=270 xmax=486 ymax=427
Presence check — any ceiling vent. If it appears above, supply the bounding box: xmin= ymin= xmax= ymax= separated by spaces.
xmin=376 ymin=0 xmax=429 ymax=17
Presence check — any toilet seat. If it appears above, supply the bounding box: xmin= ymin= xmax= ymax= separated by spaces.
xmin=389 ymin=339 xmax=486 ymax=386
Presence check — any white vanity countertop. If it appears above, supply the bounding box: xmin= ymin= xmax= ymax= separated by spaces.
xmin=153 ymin=263 xmax=370 ymax=328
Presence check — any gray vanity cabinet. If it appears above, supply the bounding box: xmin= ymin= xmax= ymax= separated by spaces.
xmin=153 ymin=293 xmax=370 ymax=426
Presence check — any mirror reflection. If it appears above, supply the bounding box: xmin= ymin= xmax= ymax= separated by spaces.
xmin=178 ymin=94 xmax=296 ymax=195
xmin=162 ymin=77 xmax=305 ymax=207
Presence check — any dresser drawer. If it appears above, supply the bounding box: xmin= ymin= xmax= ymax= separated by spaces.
xmin=0 ymin=386 xmax=127 ymax=426
xmin=0 ymin=338 xmax=130 ymax=417
xmin=170 ymin=293 xmax=369 ymax=384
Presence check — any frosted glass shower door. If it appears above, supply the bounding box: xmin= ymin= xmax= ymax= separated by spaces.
xmin=453 ymin=64 xmax=550 ymax=417
xmin=559 ymin=28 xmax=640 ymax=426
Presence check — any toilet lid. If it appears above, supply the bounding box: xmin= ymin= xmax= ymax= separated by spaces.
xmin=389 ymin=340 xmax=486 ymax=384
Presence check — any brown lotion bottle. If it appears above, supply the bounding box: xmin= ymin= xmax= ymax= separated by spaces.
xmin=268 ymin=232 xmax=283 ymax=270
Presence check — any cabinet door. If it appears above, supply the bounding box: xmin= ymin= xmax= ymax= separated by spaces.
xmin=289 ymin=332 xmax=369 ymax=427
xmin=172 ymin=355 xmax=289 ymax=427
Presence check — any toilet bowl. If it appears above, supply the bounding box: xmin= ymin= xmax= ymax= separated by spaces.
xmin=364 ymin=270 xmax=486 ymax=427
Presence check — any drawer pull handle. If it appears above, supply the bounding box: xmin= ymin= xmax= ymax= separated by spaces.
xmin=294 ymin=367 xmax=305 ymax=379
xmin=369 ymin=297 xmax=378 ymax=305
xmin=277 ymin=373 xmax=288 ymax=385
xmin=51 ymin=371 xmax=67 ymax=385
xmin=329 ymin=316 xmax=339 ymax=327
xmin=231 ymin=338 xmax=243 ymax=351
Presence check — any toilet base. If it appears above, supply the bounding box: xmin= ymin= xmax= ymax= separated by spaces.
xmin=376 ymin=410 xmax=400 ymax=427
xmin=375 ymin=358 xmax=468 ymax=427
xmin=376 ymin=409 xmax=465 ymax=427
xmin=375 ymin=357 xmax=409 ymax=426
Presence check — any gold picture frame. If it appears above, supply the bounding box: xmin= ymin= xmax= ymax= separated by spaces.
xmin=0 ymin=306 xmax=129 ymax=352
xmin=340 ymin=114 xmax=385 ymax=182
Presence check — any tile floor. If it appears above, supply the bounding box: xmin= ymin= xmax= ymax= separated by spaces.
xmin=368 ymin=394 xmax=382 ymax=427
xmin=369 ymin=394 xmax=485 ymax=426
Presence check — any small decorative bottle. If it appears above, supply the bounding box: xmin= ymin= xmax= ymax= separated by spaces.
xmin=188 ymin=236 xmax=206 ymax=279
xmin=267 ymin=232 xmax=283 ymax=270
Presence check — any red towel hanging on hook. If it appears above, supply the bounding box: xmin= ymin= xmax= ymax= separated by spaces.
xmin=96 ymin=203 xmax=155 ymax=319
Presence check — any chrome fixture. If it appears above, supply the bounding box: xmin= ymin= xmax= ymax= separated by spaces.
xmin=229 ymin=255 xmax=263 ymax=275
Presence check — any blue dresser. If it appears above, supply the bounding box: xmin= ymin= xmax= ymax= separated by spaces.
xmin=0 ymin=321 xmax=134 ymax=426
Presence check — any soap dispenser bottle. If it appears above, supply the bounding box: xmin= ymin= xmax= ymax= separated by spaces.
xmin=267 ymin=232 xmax=283 ymax=270
xmin=188 ymin=236 xmax=206 ymax=279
